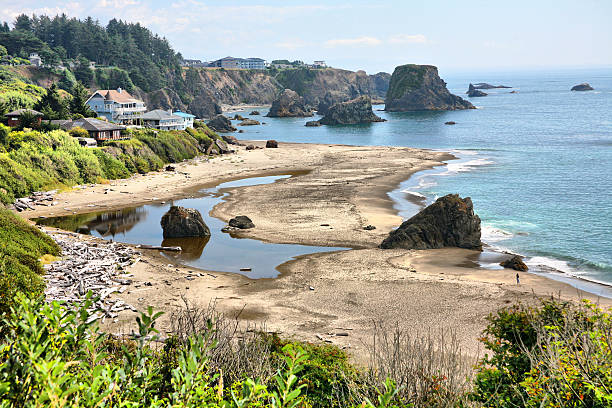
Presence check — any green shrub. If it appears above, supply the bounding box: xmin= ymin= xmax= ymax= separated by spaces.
xmin=68 ymin=126 xmax=88 ymax=138
xmin=0 ymin=208 xmax=60 ymax=316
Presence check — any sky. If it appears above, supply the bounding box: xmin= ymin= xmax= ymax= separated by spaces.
xmin=1 ymin=0 xmax=611 ymax=75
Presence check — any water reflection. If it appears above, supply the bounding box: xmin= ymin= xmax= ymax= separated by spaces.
xmin=161 ymin=236 xmax=210 ymax=260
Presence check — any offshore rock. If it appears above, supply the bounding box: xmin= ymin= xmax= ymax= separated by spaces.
xmin=206 ymin=115 xmax=236 ymax=132
xmin=229 ymin=215 xmax=255 ymax=229
xmin=472 ymin=83 xmax=511 ymax=89
xmin=380 ymin=194 xmax=482 ymax=250
xmin=305 ymin=120 xmax=321 ymax=127
xmin=161 ymin=206 xmax=210 ymax=239
xmin=250 ymin=110 xmax=260 ymax=115
xmin=319 ymin=96 xmax=385 ymax=125
xmin=571 ymin=83 xmax=594 ymax=91
xmin=238 ymin=119 xmax=261 ymax=126
xmin=467 ymin=83 xmax=488 ymax=97
xmin=385 ymin=65 xmax=474 ymax=111
xmin=317 ymin=91 xmax=347 ymax=116
xmin=500 ymin=255 xmax=529 ymax=271
xmin=266 ymin=89 xmax=313 ymax=117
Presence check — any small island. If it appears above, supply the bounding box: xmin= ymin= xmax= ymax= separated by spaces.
xmin=571 ymin=83 xmax=594 ymax=91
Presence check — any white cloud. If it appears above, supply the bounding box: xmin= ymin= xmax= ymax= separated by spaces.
xmin=388 ymin=34 xmax=427 ymax=44
xmin=274 ymin=39 xmax=313 ymax=50
xmin=324 ymin=36 xmax=382 ymax=47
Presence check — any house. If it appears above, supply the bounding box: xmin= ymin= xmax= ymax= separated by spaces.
xmin=313 ymin=60 xmax=327 ymax=68
xmin=181 ymin=59 xmax=205 ymax=67
xmin=141 ymin=109 xmax=186 ymax=130
xmin=208 ymin=56 xmax=267 ymax=70
xmin=5 ymin=109 xmax=43 ymax=127
xmin=85 ymin=88 xmax=147 ymax=125
xmin=29 ymin=53 xmax=42 ymax=67
xmin=59 ymin=118 xmax=126 ymax=142
xmin=172 ymin=110 xmax=196 ymax=128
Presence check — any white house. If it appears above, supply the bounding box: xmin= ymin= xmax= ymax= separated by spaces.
xmin=140 ymin=109 xmax=186 ymax=130
xmin=29 ymin=53 xmax=42 ymax=67
xmin=86 ymin=88 xmax=147 ymax=125
xmin=172 ymin=110 xmax=196 ymax=128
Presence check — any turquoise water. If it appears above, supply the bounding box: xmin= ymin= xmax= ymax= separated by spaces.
xmin=234 ymin=68 xmax=612 ymax=289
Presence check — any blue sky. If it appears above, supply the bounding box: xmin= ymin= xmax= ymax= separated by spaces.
xmin=2 ymin=0 xmax=611 ymax=74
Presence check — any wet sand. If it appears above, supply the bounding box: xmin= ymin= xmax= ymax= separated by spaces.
xmin=23 ymin=141 xmax=612 ymax=360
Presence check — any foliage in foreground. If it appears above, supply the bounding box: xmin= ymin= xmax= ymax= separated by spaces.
xmin=472 ymin=299 xmax=612 ymax=407
xmin=0 ymin=208 xmax=60 ymax=317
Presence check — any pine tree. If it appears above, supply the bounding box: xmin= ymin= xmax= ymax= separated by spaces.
xmin=34 ymin=83 xmax=69 ymax=119
xmin=69 ymin=81 xmax=94 ymax=117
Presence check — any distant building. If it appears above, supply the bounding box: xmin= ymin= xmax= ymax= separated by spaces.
xmin=141 ymin=109 xmax=186 ymax=130
xmin=172 ymin=110 xmax=196 ymax=128
xmin=181 ymin=59 xmax=205 ymax=67
xmin=271 ymin=63 xmax=292 ymax=69
xmin=208 ymin=56 xmax=267 ymax=70
xmin=85 ymin=88 xmax=147 ymax=125
xmin=313 ymin=60 xmax=327 ymax=68
xmin=5 ymin=109 xmax=43 ymax=127
xmin=29 ymin=53 xmax=42 ymax=67
xmin=58 ymin=118 xmax=126 ymax=142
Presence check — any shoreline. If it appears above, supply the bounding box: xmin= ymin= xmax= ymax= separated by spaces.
xmin=20 ymin=141 xmax=612 ymax=359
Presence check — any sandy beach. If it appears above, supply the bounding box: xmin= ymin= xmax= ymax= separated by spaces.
xmin=25 ymin=141 xmax=612 ymax=360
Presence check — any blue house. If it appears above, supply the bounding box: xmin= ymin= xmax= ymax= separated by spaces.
xmin=172 ymin=111 xmax=196 ymax=128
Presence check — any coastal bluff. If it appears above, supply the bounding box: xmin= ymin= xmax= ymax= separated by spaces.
xmin=380 ymin=194 xmax=482 ymax=250
xmin=385 ymin=65 xmax=474 ymax=111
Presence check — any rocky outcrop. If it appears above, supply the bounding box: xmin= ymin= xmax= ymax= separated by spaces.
xmin=233 ymin=114 xmax=246 ymax=121
xmin=380 ymin=194 xmax=482 ymax=250
xmin=305 ymin=120 xmax=321 ymax=127
xmin=266 ymin=140 xmax=278 ymax=148
xmin=228 ymin=215 xmax=255 ymax=229
xmin=250 ymin=110 xmax=260 ymax=115
xmin=472 ymin=83 xmax=511 ymax=89
xmin=187 ymin=88 xmax=223 ymax=119
xmin=317 ymin=91 xmax=346 ymax=116
xmin=571 ymin=83 xmax=594 ymax=91
xmin=467 ymin=84 xmax=488 ymax=97
xmin=160 ymin=206 xmax=210 ymax=239
xmin=445 ymin=121 xmax=456 ymax=125
xmin=385 ymin=65 xmax=475 ymax=111
xmin=319 ymin=96 xmax=385 ymax=125
xmin=222 ymin=135 xmax=239 ymax=145
xmin=266 ymin=89 xmax=313 ymax=117
xmin=275 ymin=68 xmax=391 ymax=109
xmin=500 ymin=255 xmax=528 ymax=271
xmin=238 ymin=119 xmax=260 ymax=126
xmin=206 ymin=115 xmax=236 ymax=132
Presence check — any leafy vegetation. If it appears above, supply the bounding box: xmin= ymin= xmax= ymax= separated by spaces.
xmin=0 ymin=208 xmax=60 ymax=316
xmin=0 ymin=66 xmax=46 ymax=111
xmin=275 ymin=68 xmax=317 ymax=96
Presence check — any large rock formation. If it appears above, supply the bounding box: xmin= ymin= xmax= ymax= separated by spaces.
xmin=467 ymin=83 xmax=488 ymax=97
xmin=500 ymin=255 xmax=529 ymax=271
xmin=472 ymin=83 xmax=511 ymax=89
xmin=206 ymin=115 xmax=236 ymax=132
xmin=319 ymin=96 xmax=385 ymax=125
xmin=160 ymin=206 xmax=210 ymax=239
xmin=317 ymin=91 xmax=346 ymax=116
xmin=380 ymin=194 xmax=482 ymax=250
xmin=385 ymin=65 xmax=475 ymax=111
xmin=266 ymin=89 xmax=313 ymax=117
xmin=571 ymin=83 xmax=594 ymax=91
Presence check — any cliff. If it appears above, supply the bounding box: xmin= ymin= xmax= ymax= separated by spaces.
xmin=319 ymin=96 xmax=384 ymax=125
xmin=385 ymin=65 xmax=474 ymax=111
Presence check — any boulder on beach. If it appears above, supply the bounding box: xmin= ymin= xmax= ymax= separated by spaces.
xmin=222 ymin=135 xmax=239 ymax=145
xmin=206 ymin=115 xmax=236 ymax=132
xmin=266 ymin=89 xmax=313 ymax=117
xmin=319 ymin=96 xmax=386 ymax=125
xmin=571 ymin=83 xmax=594 ymax=91
xmin=215 ymin=139 xmax=231 ymax=154
xmin=161 ymin=206 xmax=210 ymax=239
xmin=385 ymin=65 xmax=474 ymax=111
xmin=380 ymin=194 xmax=482 ymax=250
xmin=467 ymin=84 xmax=488 ymax=97
xmin=305 ymin=120 xmax=321 ymax=127
xmin=238 ymin=119 xmax=261 ymax=126
xmin=229 ymin=215 xmax=255 ymax=229
xmin=266 ymin=139 xmax=278 ymax=148
xmin=500 ymin=255 xmax=529 ymax=271
xmin=246 ymin=144 xmax=255 ymax=150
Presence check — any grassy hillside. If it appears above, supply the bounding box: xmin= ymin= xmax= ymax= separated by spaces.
xmin=0 ymin=66 xmax=46 ymax=110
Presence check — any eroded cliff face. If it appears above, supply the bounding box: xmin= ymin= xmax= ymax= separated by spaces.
xmin=275 ymin=68 xmax=390 ymax=108
xmin=385 ymin=65 xmax=474 ymax=111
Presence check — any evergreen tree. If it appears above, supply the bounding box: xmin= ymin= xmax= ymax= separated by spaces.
xmin=69 ymin=81 xmax=94 ymax=117
xmin=34 ymin=83 xmax=69 ymax=119
xmin=13 ymin=15 xmax=32 ymax=32
xmin=73 ymin=57 xmax=94 ymax=86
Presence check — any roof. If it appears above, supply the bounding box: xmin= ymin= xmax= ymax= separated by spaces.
xmin=141 ymin=109 xmax=182 ymax=120
xmin=88 ymin=89 xmax=142 ymax=104
xmin=6 ymin=109 xmax=43 ymax=117
xmin=172 ymin=110 xmax=195 ymax=118
xmin=60 ymin=118 xmax=125 ymax=132
xmin=246 ymin=58 xmax=265 ymax=62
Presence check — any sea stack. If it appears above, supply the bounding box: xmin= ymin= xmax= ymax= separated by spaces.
xmin=266 ymin=89 xmax=313 ymax=117
xmin=466 ymin=83 xmax=488 ymax=97
xmin=380 ymin=194 xmax=482 ymax=250
xmin=319 ymin=96 xmax=385 ymax=125
xmin=571 ymin=83 xmax=594 ymax=91
xmin=385 ymin=65 xmax=474 ymax=111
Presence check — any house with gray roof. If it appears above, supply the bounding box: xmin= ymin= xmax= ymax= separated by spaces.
xmin=58 ymin=118 xmax=126 ymax=142
xmin=141 ymin=109 xmax=186 ymax=130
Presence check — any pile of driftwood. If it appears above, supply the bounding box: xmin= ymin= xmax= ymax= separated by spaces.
xmin=43 ymin=229 xmax=139 ymax=322
xmin=13 ymin=190 xmax=58 ymax=212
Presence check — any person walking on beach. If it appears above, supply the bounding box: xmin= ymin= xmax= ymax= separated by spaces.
xmin=516 ymin=273 xmax=520 ymax=285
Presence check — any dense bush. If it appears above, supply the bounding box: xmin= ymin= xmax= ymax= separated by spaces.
xmin=0 ymin=209 xmax=60 ymax=317
xmin=472 ymin=299 xmax=612 ymax=407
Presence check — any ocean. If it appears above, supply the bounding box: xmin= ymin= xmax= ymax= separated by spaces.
xmin=232 ymin=67 xmax=612 ymax=291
